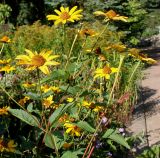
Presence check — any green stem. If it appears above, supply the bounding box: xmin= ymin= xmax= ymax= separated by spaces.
xmin=90 ymin=22 xmax=109 ymax=53
xmin=0 ymin=43 xmax=4 ymax=55
xmin=127 ymin=60 xmax=141 ymax=88
xmin=36 ymin=69 xmax=48 ymax=130
xmin=107 ymin=55 xmax=125 ymax=105
xmin=65 ymin=27 xmax=81 ymax=69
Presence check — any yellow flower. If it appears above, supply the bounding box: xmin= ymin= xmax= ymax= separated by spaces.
xmin=22 ymin=82 xmax=36 ymax=88
xmin=5 ymin=140 xmax=17 ymax=152
xmin=51 ymin=86 xmax=61 ymax=93
xmin=0 ymin=107 xmax=9 ymax=115
xmin=18 ymin=96 xmax=30 ymax=106
xmin=80 ymin=29 xmax=97 ymax=37
xmin=67 ymin=97 xmax=74 ymax=103
xmin=16 ymin=49 xmax=60 ymax=75
xmin=0 ymin=59 xmax=11 ymax=64
xmin=63 ymin=142 xmax=73 ymax=149
xmin=94 ymin=10 xmax=128 ymax=22
xmin=0 ymin=36 xmax=11 ymax=43
xmin=141 ymin=57 xmax=157 ymax=64
xmin=43 ymin=95 xmax=54 ymax=108
xmin=46 ymin=6 xmax=83 ymax=25
xmin=82 ymin=101 xmax=93 ymax=108
xmin=64 ymin=122 xmax=81 ymax=137
xmin=128 ymin=48 xmax=157 ymax=64
xmin=105 ymin=44 xmax=126 ymax=52
xmin=0 ymin=65 xmax=15 ymax=73
xmin=93 ymin=106 xmax=103 ymax=112
xmin=94 ymin=65 xmax=118 ymax=79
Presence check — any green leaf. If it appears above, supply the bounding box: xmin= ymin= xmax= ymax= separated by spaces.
xmin=109 ymin=133 xmax=130 ymax=149
xmin=103 ymin=129 xmax=130 ymax=149
xmin=61 ymin=149 xmax=84 ymax=158
xmin=61 ymin=151 xmax=78 ymax=158
xmin=76 ymin=121 xmax=95 ymax=133
xmin=9 ymin=109 xmax=39 ymax=127
xmin=25 ymin=92 xmax=40 ymax=100
xmin=44 ymin=132 xmax=64 ymax=150
xmin=49 ymin=103 xmax=72 ymax=127
xmin=40 ymin=69 xmax=69 ymax=84
xmin=102 ymin=129 xmax=117 ymax=138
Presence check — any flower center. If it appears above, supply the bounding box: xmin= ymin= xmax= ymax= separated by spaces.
xmin=60 ymin=12 xmax=70 ymax=20
xmin=106 ymin=10 xmax=117 ymax=19
xmin=32 ymin=55 xmax=46 ymax=67
xmin=103 ymin=66 xmax=112 ymax=74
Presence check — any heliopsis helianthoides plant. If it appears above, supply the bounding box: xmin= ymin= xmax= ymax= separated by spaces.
xmin=0 ymin=4 xmax=156 ymax=158
xmin=16 ymin=49 xmax=60 ymax=74
xmin=46 ymin=6 xmax=83 ymax=25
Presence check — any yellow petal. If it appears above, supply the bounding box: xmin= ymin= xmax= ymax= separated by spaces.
xmin=39 ymin=66 xmax=50 ymax=74
xmin=69 ymin=6 xmax=78 ymax=15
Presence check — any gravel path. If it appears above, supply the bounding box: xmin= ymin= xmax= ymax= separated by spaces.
xmin=129 ymin=52 xmax=160 ymax=146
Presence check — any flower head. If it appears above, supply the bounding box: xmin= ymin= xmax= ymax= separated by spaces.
xmin=80 ymin=29 xmax=97 ymax=37
xmin=94 ymin=65 xmax=118 ymax=80
xmin=43 ymin=95 xmax=54 ymax=108
xmin=0 ymin=107 xmax=9 ymax=115
xmin=16 ymin=49 xmax=60 ymax=75
xmin=64 ymin=122 xmax=81 ymax=137
xmin=0 ymin=59 xmax=11 ymax=64
xmin=47 ymin=6 xmax=83 ymax=25
xmin=18 ymin=96 xmax=30 ymax=106
xmin=0 ymin=36 xmax=11 ymax=43
xmin=0 ymin=65 xmax=15 ymax=73
xmin=22 ymin=82 xmax=36 ymax=88
xmin=94 ymin=10 xmax=128 ymax=22
xmin=67 ymin=97 xmax=74 ymax=103
xmin=5 ymin=140 xmax=17 ymax=152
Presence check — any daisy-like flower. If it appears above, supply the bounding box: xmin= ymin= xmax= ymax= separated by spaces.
xmin=128 ymin=48 xmax=157 ymax=64
xmin=0 ymin=107 xmax=9 ymax=115
xmin=43 ymin=95 xmax=54 ymax=108
xmin=105 ymin=44 xmax=126 ymax=52
xmin=16 ymin=49 xmax=60 ymax=75
xmin=94 ymin=10 xmax=128 ymax=22
xmin=5 ymin=140 xmax=17 ymax=152
xmin=22 ymin=82 xmax=36 ymax=88
xmin=46 ymin=6 xmax=83 ymax=25
xmin=64 ymin=122 xmax=81 ymax=137
xmin=94 ymin=65 xmax=118 ymax=80
xmin=67 ymin=97 xmax=74 ymax=103
xmin=80 ymin=29 xmax=97 ymax=37
xmin=0 ymin=36 xmax=11 ymax=43
xmin=0 ymin=65 xmax=15 ymax=73
xmin=63 ymin=142 xmax=73 ymax=149
xmin=18 ymin=96 xmax=30 ymax=106
xmin=0 ymin=59 xmax=11 ymax=64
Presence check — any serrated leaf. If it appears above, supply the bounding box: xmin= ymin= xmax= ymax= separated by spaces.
xmin=9 ymin=109 xmax=39 ymax=127
xmin=61 ymin=151 xmax=78 ymax=158
xmin=44 ymin=132 xmax=64 ymax=150
xmin=25 ymin=92 xmax=40 ymax=100
xmin=61 ymin=149 xmax=84 ymax=158
xmin=108 ymin=133 xmax=130 ymax=149
xmin=76 ymin=121 xmax=95 ymax=133
xmin=102 ymin=129 xmax=117 ymax=138
xmin=40 ymin=69 xmax=69 ymax=84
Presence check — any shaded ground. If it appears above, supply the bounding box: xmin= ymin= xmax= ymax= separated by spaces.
xmin=129 ymin=47 xmax=160 ymax=147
